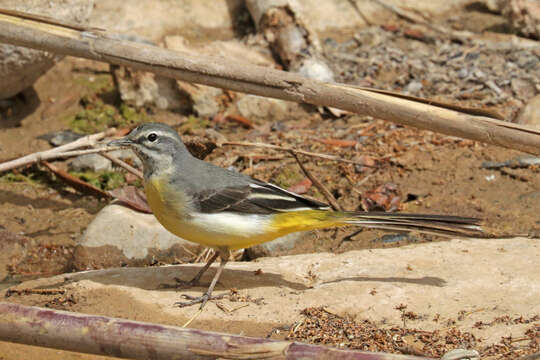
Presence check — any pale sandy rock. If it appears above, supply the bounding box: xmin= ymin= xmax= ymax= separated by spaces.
xmin=72 ymin=205 xmax=201 ymax=270
xmin=236 ymin=95 xmax=299 ymax=121
xmin=90 ymin=0 xmax=244 ymax=42
xmin=112 ymin=67 xmax=189 ymax=111
xmin=516 ymin=94 xmax=540 ymax=128
xmin=499 ymin=0 xmax=540 ymax=39
xmin=0 ymin=0 xmax=93 ymax=99
xmin=12 ymin=237 xmax=539 ymax=347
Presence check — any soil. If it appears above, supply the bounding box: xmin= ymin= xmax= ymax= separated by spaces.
xmin=0 ymin=2 xmax=539 ymax=359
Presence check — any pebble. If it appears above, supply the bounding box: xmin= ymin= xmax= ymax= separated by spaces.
xmin=441 ymin=349 xmax=479 ymax=360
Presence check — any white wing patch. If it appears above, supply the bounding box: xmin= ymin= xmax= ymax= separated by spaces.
xmin=247 ymin=193 xmax=296 ymax=201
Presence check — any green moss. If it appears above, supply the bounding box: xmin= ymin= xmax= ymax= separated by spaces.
xmin=69 ymin=171 xmax=125 ymax=191
xmin=0 ymin=167 xmax=52 ymax=186
xmin=179 ymin=115 xmax=210 ymax=134
xmin=273 ymin=166 xmax=302 ymax=189
xmin=68 ymin=96 xmax=149 ymax=134
xmin=0 ymin=172 xmax=33 ymax=184
xmin=74 ymin=73 xmax=115 ymax=93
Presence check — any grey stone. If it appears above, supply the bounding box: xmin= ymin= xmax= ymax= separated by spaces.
xmin=72 ymin=204 xmax=201 ymax=270
xmin=70 ymin=154 xmax=113 ymax=172
xmin=405 ymin=80 xmax=423 ymax=94
xmin=113 ymin=67 xmax=189 ymax=111
xmin=0 ymin=0 xmax=93 ymax=99
xmin=297 ymin=58 xmax=335 ymax=83
xmin=69 ymin=149 xmax=141 ymax=172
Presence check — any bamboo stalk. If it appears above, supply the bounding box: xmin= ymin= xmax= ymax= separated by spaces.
xmin=0 ymin=9 xmax=539 ymax=155
xmin=0 ymin=302 xmax=427 ymax=360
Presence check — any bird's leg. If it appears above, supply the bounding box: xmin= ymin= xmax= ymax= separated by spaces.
xmin=175 ymin=251 xmax=230 ymax=309
xmin=172 ymin=251 xmax=219 ymax=288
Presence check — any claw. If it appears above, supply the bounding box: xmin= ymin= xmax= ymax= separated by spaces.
xmin=174 ymin=292 xmax=227 ymax=309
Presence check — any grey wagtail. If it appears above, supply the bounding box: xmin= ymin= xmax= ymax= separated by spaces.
xmin=109 ymin=123 xmax=483 ymax=309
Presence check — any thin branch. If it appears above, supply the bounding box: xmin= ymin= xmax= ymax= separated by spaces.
xmin=99 ymin=152 xmax=143 ymax=179
xmin=223 ymin=141 xmax=375 ymax=167
xmin=290 ymin=151 xmax=342 ymax=211
xmin=0 ymin=129 xmax=116 ymax=173
xmin=1 ymin=9 xmax=539 ymax=154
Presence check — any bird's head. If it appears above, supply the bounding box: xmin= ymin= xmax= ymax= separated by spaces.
xmin=109 ymin=122 xmax=190 ymax=178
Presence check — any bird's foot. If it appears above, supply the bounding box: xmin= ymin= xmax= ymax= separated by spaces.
xmin=174 ymin=292 xmax=227 ymax=309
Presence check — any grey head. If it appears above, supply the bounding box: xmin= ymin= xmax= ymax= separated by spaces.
xmin=109 ymin=123 xmax=192 ymax=178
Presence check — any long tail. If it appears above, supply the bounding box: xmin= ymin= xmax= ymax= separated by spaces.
xmin=340 ymin=211 xmax=484 ymax=238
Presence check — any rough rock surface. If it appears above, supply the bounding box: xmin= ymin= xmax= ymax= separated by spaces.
xmin=72 ymin=205 xmax=202 ymax=270
xmin=0 ymin=230 xmax=30 ymax=281
xmin=0 ymin=0 xmax=93 ymax=99
xmin=516 ymin=94 xmax=540 ymax=128
xmin=8 ymin=237 xmax=539 ymax=348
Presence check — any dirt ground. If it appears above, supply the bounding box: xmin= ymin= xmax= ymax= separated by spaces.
xmin=0 ymin=2 xmax=539 ymax=359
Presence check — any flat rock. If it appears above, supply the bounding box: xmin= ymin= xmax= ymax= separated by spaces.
xmin=71 ymin=204 xmax=202 ymax=270
xmin=0 ymin=0 xmax=93 ymax=99
xmin=8 ymin=237 xmax=539 ymax=348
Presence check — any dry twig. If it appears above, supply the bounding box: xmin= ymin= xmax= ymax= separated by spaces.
xmin=0 ymin=129 xmax=116 ymax=173
xmin=99 ymin=152 xmax=143 ymax=178
xmin=223 ymin=141 xmax=375 ymax=167
xmin=290 ymin=152 xmax=342 ymax=211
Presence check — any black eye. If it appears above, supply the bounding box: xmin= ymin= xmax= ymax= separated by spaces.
xmin=147 ymin=133 xmax=158 ymax=142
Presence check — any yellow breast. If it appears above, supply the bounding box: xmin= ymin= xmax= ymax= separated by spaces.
xmin=144 ymin=175 xmax=190 ymax=234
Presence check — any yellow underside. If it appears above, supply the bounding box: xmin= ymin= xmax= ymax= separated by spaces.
xmin=144 ymin=176 xmax=346 ymax=250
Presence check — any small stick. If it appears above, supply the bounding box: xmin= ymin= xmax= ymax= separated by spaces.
xmin=290 ymin=152 xmax=342 ymax=211
xmin=99 ymin=152 xmax=143 ymax=179
xmin=44 ymin=147 xmax=123 ymax=158
xmin=222 ymin=141 xmax=376 ymax=167
xmin=0 ymin=129 xmax=116 ymax=173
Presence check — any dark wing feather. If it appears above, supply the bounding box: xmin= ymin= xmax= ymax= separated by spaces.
xmin=192 ymin=180 xmax=329 ymax=215
xmin=195 ymin=186 xmax=273 ymax=214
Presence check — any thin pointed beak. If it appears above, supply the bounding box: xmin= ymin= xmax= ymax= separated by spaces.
xmin=108 ymin=137 xmax=133 ymax=147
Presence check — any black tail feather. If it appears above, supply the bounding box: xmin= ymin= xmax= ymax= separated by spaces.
xmin=343 ymin=211 xmax=484 ymax=238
